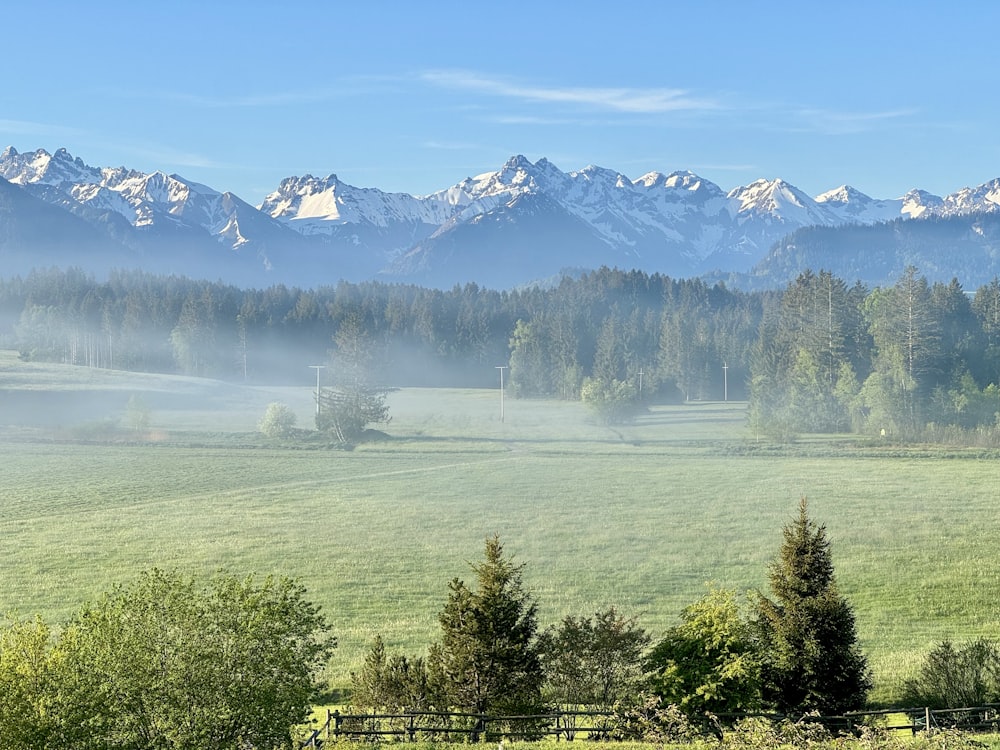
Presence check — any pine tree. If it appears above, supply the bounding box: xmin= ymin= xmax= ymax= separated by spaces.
xmin=756 ymin=499 xmax=871 ymax=714
xmin=428 ymin=536 xmax=544 ymax=715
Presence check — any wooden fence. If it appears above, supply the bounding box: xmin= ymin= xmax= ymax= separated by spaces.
xmin=300 ymin=709 xmax=613 ymax=747
xmin=299 ymin=704 xmax=1000 ymax=747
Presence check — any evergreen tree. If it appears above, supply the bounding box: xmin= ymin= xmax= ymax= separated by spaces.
xmin=351 ymin=635 xmax=437 ymax=711
xmin=756 ymin=499 xmax=871 ymax=714
xmin=428 ymin=536 xmax=544 ymax=715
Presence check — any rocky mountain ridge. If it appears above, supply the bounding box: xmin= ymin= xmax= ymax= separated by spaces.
xmin=2 ymin=146 xmax=999 ymax=289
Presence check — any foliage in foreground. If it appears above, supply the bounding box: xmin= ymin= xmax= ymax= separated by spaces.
xmin=0 ymin=570 xmax=335 ymax=750
xmin=645 ymin=588 xmax=760 ymax=716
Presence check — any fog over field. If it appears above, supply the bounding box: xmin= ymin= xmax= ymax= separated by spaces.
xmin=4 ymin=343 xmax=1000 ymax=707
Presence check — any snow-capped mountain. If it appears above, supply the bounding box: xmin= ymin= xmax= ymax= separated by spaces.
xmin=5 ymin=145 xmax=1000 ymax=289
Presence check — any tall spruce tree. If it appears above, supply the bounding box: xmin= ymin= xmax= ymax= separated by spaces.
xmin=756 ymin=499 xmax=871 ymax=714
xmin=428 ymin=536 xmax=544 ymax=715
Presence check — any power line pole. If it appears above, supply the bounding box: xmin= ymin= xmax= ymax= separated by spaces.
xmin=723 ymin=361 xmax=728 ymax=402
xmin=495 ymin=365 xmax=507 ymax=422
xmin=309 ymin=365 xmax=326 ymax=419
xmin=637 ymin=367 xmax=644 ymax=396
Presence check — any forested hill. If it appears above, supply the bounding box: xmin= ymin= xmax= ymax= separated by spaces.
xmin=749 ymin=212 xmax=1000 ymax=289
xmin=5 ymin=265 xmax=1000 ymax=443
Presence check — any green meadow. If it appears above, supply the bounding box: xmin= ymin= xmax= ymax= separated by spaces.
xmin=2 ymin=350 xmax=1000 ymax=704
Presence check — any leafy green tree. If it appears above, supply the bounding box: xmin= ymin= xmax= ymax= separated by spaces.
xmin=259 ymin=401 xmax=297 ymax=438
xmin=428 ymin=536 xmax=544 ymax=715
xmin=580 ymin=376 xmax=642 ymax=425
xmin=62 ymin=569 xmax=335 ymax=750
xmin=756 ymin=499 xmax=871 ymax=714
xmin=903 ymin=639 xmax=1000 ymax=709
xmin=509 ymin=319 xmax=551 ymax=397
xmin=538 ymin=607 xmax=650 ymax=706
xmin=0 ymin=616 xmax=77 ymax=750
xmin=645 ymin=587 xmax=761 ymax=717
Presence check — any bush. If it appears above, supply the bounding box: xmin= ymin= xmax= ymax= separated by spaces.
xmin=259 ymin=401 xmax=297 ymax=437
xmin=581 ymin=377 xmax=643 ymax=425
xmin=903 ymin=638 xmax=1000 ymax=708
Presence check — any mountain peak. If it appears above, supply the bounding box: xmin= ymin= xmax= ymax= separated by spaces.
xmin=815 ymin=185 xmax=872 ymax=205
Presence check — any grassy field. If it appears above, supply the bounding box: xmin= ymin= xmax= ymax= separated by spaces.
xmin=3 ymin=350 xmax=1000 ymax=704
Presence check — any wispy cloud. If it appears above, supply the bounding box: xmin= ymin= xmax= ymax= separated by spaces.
xmin=420 ymin=70 xmax=719 ymax=114
xmin=490 ymin=115 xmax=575 ymax=126
xmin=793 ymin=107 xmax=918 ymax=135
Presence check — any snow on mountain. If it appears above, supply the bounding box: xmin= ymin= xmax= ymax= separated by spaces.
xmin=941 ymin=178 xmax=1000 ymax=216
xmin=900 ymin=189 xmax=945 ymax=219
xmin=0 ymin=146 xmax=102 ymax=187
xmin=814 ymin=185 xmax=905 ymax=223
xmin=728 ymin=178 xmax=841 ymax=227
xmin=6 ymin=145 xmax=1000 ymax=289
xmin=0 ymin=147 xmax=299 ymax=261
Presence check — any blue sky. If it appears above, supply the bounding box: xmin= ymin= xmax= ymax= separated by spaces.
xmin=3 ymin=1 xmax=997 ymax=204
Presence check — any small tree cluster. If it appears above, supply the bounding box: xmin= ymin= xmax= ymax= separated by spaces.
xmin=643 ymin=500 xmax=870 ymax=720
xmin=355 ymin=517 xmax=870 ymax=726
xmin=316 ymin=385 xmax=391 ymax=442
xmin=353 ymin=537 xmax=649 ymax=719
xmin=351 ymin=635 xmax=436 ymax=711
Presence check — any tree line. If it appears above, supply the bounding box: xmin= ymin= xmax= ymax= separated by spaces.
xmin=8 ymin=265 xmax=1000 ymax=441
xmin=350 ymin=502 xmax=870 ymax=729
xmin=0 ymin=267 xmax=760 ymax=399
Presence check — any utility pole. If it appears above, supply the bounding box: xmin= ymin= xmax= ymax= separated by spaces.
xmin=637 ymin=368 xmax=644 ymax=396
xmin=495 ymin=365 xmax=507 ymax=423
xmin=723 ymin=361 xmax=729 ymax=402
xmin=309 ymin=365 xmax=326 ymax=419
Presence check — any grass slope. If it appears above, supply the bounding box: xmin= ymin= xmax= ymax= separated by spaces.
xmin=2 ymin=351 xmax=999 ymax=703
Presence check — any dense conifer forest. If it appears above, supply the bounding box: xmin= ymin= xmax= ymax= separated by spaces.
xmin=4 ymin=265 xmax=1000 ymax=441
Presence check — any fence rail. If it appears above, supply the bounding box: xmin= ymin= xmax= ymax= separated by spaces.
xmin=300 ymin=704 xmax=1000 ymax=747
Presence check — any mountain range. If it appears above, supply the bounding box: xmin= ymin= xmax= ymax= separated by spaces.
xmin=3 ymin=146 xmax=1000 ymax=290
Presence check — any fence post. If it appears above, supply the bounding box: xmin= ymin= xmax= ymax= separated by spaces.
xmin=408 ymin=713 xmax=416 ymax=742
xmin=334 ymin=709 xmax=342 ymax=739
xmin=925 ymin=706 xmax=931 ymax=733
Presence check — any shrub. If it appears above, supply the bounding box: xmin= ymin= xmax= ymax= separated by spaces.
xmin=259 ymin=401 xmax=297 ymax=437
